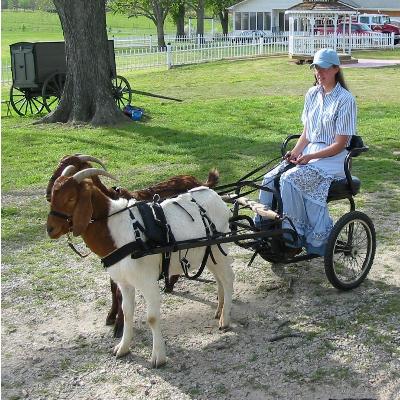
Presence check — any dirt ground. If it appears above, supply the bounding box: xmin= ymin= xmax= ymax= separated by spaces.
xmin=1 ymin=190 xmax=400 ymax=400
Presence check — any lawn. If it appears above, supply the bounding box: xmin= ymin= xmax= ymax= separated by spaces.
xmin=1 ymin=47 xmax=400 ymax=400
xmin=2 ymin=54 xmax=400 ymax=194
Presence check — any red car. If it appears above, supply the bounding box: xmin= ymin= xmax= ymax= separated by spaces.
xmin=315 ymin=22 xmax=376 ymax=35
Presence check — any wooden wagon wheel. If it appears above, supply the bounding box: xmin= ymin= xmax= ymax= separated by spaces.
xmin=9 ymin=84 xmax=45 ymax=116
xmin=42 ymin=72 xmax=66 ymax=113
xmin=111 ymin=75 xmax=132 ymax=110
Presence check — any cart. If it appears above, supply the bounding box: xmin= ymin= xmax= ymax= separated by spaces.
xmin=112 ymin=134 xmax=376 ymax=291
xmin=9 ymin=41 xmax=132 ymax=116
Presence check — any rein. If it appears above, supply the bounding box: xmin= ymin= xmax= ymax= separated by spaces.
xmin=49 ymin=200 xmax=148 ymax=259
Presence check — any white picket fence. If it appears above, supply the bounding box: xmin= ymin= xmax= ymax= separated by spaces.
xmin=1 ymin=32 xmax=396 ymax=86
xmin=115 ymin=36 xmax=288 ymax=73
xmin=289 ymin=32 xmax=395 ymax=55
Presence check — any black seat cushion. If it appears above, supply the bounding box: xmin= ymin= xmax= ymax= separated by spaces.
xmin=328 ymin=176 xmax=361 ymax=201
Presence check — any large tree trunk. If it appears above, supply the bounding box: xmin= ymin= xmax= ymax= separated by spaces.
xmin=219 ymin=10 xmax=229 ymax=35
xmin=156 ymin=19 xmax=167 ymax=48
xmin=176 ymin=3 xmax=186 ymax=38
xmin=39 ymin=0 xmax=128 ymax=126
xmin=196 ymin=0 xmax=205 ymax=38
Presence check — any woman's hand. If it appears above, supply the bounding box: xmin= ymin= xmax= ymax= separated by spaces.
xmin=284 ymin=150 xmax=302 ymax=163
xmin=293 ymin=153 xmax=314 ymax=165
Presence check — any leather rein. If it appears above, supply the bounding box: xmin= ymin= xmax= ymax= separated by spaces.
xmin=49 ymin=202 xmax=143 ymax=259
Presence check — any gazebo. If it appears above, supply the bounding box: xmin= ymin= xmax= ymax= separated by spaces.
xmin=285 ymin=0 xmax=357 ymax=60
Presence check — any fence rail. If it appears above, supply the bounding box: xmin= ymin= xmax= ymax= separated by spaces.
xmin=2 ymin=32 xmax=395 ymax=86
xmin=289 ymin=32 xmax=394 ymax=55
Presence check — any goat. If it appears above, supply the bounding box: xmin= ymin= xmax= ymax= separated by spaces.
xmin=46 ymin=154 xmax=219 ymax=337
xmin=47 ymin=167 xmax=234 ymax=367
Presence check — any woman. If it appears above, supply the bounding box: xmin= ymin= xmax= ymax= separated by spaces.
xmin=255 ymin=48 xmax=357 ymax=255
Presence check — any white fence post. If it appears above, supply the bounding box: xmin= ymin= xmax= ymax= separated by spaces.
xmin=259 ymin=37 xmax=263 ymax=55
xmin=166 ymin=43 xmax=172 ymax=69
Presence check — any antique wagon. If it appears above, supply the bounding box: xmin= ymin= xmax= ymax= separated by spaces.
xmin=9 ymin=40 xmax=132 ymax=116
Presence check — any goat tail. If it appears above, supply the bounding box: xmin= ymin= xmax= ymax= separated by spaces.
xmin=204 ymin=168 xmax=219 ymax=188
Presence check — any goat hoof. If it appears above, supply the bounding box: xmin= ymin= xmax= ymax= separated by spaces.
xmin=106 ymin=315 xmax=116 ymax=326
xmin=113 ymin=323 xmax=123 ymax=338
xmin=113 ymin=343 xmax=130 ymax=357
xmin=163 ymin=285 xmax=173 ymax=294
xmin=151 ymin=354 xmax=167 ymax=368
xmin=219 ymin=326 xmax=230 ymax=332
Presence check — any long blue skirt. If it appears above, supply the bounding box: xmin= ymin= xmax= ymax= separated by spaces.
xmin=255 ymin=144 xmax=347 ymax=255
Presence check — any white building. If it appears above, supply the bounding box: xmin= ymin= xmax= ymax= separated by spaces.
xmin=228 ymin=0 xmax=400 ymax=32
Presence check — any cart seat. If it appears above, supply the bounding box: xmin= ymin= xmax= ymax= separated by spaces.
xmin=327 ymin=176 xmax=361 ymax=202
xmin=281 ymin=134 xmax=368 ymax=203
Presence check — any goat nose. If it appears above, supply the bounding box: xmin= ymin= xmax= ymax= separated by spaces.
xmin=47 ymin=226 xmax=54 ymax=235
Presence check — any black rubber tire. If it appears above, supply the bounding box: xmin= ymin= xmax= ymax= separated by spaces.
xmin=42 ymin=72 xmax=66 ymax=113
xmin=111 ymin=75 xmax=132 ymax=109
xmin=324 ymin=211 xmax=376 ymax=291
xmin=10 ymin=85 xmax=45 ymax=116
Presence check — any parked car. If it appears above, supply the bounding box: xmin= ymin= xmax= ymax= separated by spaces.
xmin=230 ymin=30 xmax=267 ymax=43
xmin=315 ymin=22 xmax=377 ymax=35
xmin=356 ymin=14 xmax=400 ymax=44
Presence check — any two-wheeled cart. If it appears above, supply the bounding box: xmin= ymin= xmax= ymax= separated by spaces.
xmin=111 ymin=134 xmax=376 ymax=291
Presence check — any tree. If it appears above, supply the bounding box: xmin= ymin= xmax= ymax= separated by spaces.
xmin=170 ymin=0 xmax=185 ymax=37
xmin=40 ymin=0 xmax=127 ymax=126
xmin=110 ymin=0 xmax=174 ymax=48
xmin=193 ymin=0 xmax=205 ymax=37
xmin=209 ymin=0 xmax=236 ymax=35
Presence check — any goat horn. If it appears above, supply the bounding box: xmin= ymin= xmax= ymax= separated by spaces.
xmin=61 ymin=165 xmax=77 ymax=177
xmin=76 ymin=155 xmax=107 ymax=170
xmin=73 ymin=168 xmax=117 ymax=184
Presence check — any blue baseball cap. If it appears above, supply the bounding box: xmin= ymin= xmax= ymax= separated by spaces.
xmin=310 ymin=48 xmax=340 ymax=69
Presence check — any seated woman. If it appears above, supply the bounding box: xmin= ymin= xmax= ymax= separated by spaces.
xmin=255 ymin=48 xmax=357 ymax=256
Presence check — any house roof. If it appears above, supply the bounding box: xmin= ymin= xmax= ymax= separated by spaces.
xmin=287 ymin=0 xmax=356 ymax=13
xmin=228 ymin=0 xmax=400 ymax=12
xmin=344 ymin=0 xmax=400 ymax=10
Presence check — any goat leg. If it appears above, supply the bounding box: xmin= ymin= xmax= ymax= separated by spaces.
xmin=113 ymin=288 xmax=124 ymax=338
xmin=163 ymin=274 xmax=180 ymax=293
xmin=106 ymin=278 xmax=119 ymax=326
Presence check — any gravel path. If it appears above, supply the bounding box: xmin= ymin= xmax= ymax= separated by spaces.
xmin=2 ymin=190 xmax=400 ymax=400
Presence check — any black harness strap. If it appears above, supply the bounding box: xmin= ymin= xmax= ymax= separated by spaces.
xmin=180 ymin=245 xmax=214 ymax=280
xmin=102 ymin=241 xmax=145 ymax=269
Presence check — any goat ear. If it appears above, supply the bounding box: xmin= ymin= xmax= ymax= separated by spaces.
xmin=72 ymin=181 xmax=93 ymax=236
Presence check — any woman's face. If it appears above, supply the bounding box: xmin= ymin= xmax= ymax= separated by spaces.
xmin=313 ymin=65 xmax=339 ymax=88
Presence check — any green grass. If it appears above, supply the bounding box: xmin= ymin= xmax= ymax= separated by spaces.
xmin=1 ymin=53 xmax=400 ymax=306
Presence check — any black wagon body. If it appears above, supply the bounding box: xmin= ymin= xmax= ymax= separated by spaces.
xmin=9 ymin=40 xmax=131 ymax=116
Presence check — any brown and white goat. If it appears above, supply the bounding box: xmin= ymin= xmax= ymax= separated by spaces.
xmin=47 ymin=168 xmax=234 ymax=367
xmin=46 ymin=154 xmax=219 ymax=336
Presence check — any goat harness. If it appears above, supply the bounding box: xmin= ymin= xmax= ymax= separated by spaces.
xmin=100 ymin=193 xmax=227 ymax=285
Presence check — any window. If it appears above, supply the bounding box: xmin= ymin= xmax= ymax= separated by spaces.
xmin=235 ymin=12 xmax=241 ymax=30
xmin=242 ymin=12 xmax=249 ymax=30
xmin=264 ymin=12 xmax=271 ymax=30
xmin=250 ymin=12 xmax=256 ymax=30
xmin=257 ymin=12 xmax=264 ymax=30
xmin=359 ymin=16 xmax=369 ymax=24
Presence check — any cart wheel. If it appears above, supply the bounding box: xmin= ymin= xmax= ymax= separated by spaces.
xmin=42 ymin=73 xmax=66 ymax=112
xmin=324 ymin=211 xmax=376 ymax=291
xmin=112 ymin=75 xmax=132 ymax=109
xmin=10 ymin=85 xmax=45 ymax=116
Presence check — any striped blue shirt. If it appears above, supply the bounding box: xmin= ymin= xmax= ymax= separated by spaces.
xmin=301 ymin=83 xmax=357 ymax=145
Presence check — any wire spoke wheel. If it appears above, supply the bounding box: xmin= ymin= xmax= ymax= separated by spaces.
xmin=42 ymin=73 xmax=66 ymax=112
xmin=10 ymin=85 xmax=45 ymax=116
xmin=325 ymin=211 xmax=376 ymax=290
xmin=111 ymin=75 xmax=132 ymax=110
